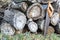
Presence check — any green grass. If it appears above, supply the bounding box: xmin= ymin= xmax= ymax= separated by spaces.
xmin=0 ymin=32 xmax=60 ymax=40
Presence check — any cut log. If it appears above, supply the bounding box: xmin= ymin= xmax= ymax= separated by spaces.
xmin=1 ymin=22 xmax=15 ymax=35
xmin=27 ymin=3 xmax=45 ymax=20
xmin=4 ymin=9 xmax=27 ymax=32
xmin=55 ymin=23 xmax=60 ymax=34
xmin=20 ymin=2 xmax=28 ymax=12
xmin=28 ymin=0 xmax=38 ymax=3
xmin=28 ymin=19 xmax=38 ymax=33
xmin=47 ymin=26 xmax=55 ymax=35
xmin=37 ymin=19 xmax=45 ymax=31
xmin=4 ymin=9 xmax=15 ymax=24
xmin=13 ymin=0 xmax=27 ymax=3
xmin=0 ymin=0 xmax=11 ymax=8
xmin=11 ymin=2 xmax=28 ymax=12
xmin=51 ymin=12 xmax=59 ymax=26
xmin=13 ymin=11 xmax=27 ymax=31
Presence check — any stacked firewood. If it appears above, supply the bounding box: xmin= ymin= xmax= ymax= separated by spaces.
xmin=0 ymin=0 xmax=60 ymax=36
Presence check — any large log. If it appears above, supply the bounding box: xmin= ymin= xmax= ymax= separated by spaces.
xmin=27 ymin=3 xmax=45 ymax=20
xmin=4 ymin=9 xmax=27 ymax=32
xmin=13 ymin=10 xmax=27 ymax=31
xmin=51 ymin=12 xmax=59 ymax=26
xmin=1 ymin=22 xmax=15 ymax=35
xmin=27 ymin=19 xmax=38 ymax=33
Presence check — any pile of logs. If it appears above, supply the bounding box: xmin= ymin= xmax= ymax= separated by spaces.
xmin=0 ymin=0 xmax=60 ymax=36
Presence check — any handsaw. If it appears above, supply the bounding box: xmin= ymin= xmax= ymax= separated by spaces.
xmin=44 ymin=2 xmax=54 ymax=36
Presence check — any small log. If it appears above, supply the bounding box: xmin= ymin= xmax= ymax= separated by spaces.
xmin=11 ymin=2 xmax=28 ymax=12
xmin=47 ymin=26 xmax=55 ymax=35
xmin=52 ymin=2 xmax=59 ymax=12
xmin=27 ymin=3 xmax=45 ymax=20
xmin=55 ymin=23 xmax=60 ymax=34
xmin=57 ymin=0 xmax=60 ymax=7
xmin=37 ymin=19 xmax=45 ymax=31
xmin=1 ymin=22 xmax=15 ymax=35
xmin=28 ymin=19 xmax=38 ymax=33
xmin=51 ymin=12 xmax=59 ymax=26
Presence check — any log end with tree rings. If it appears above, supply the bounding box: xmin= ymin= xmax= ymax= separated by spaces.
xmin=27 ymin=3 xmax=44 ymax=20
xmin=20 ymin=2 xmax=28 ymax=12
xmin=47 ymin=26 xmax=55 ymax=35
xmin=1 ymin=22 xmax=15 ymax=35
xmin=47 ymin=2 xmax=54 ymax=17
xmin=51 ymin=12 xmax=59 ymax=26
xmin=13 ymin=12 xmax=27 ymax=31
xmin=37 ymin=19 xmax=45 ymax=31
xmin=28 ymin=21 xmax=38 ymax=33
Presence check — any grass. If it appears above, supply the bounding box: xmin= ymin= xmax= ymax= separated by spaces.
xmin=0 ymin=32 xmax=60 ymax=40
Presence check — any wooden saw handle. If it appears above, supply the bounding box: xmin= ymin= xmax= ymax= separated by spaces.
xmin=47 ymin=2 xmax=54 ymax=17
